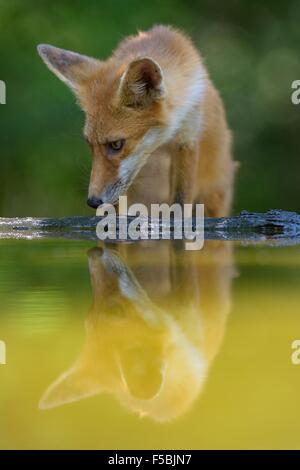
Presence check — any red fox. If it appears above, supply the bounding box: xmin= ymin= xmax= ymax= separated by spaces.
xmin=38 ymin=25 xmax=236 ymax=216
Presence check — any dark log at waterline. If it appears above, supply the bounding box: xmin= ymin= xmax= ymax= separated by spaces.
xmin=0 ymin=209 xmax=300 ymax=246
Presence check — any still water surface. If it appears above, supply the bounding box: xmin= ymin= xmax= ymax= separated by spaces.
xmin=0 ymin=239 xmax=300 ymax=449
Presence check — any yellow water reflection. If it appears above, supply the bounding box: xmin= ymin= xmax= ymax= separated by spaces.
xmin=39 ymin=242 xmax=233 ymax=422
xmin=1 ymin=239 xmax=300 ymax=449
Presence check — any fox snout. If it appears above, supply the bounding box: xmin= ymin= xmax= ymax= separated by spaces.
xmin=87 ymin=196 xmax=103 ymax=209
xmin=88 ymin=174 xmax=128 ymax=208
xmin=87 ymin=153 xmax=127 ymax=208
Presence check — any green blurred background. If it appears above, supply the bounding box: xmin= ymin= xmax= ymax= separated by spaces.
xmin=0 ymin=0 xmax=299 ymax=217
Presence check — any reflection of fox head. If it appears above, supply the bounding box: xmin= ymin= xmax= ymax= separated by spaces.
xmin=40 ymin=243 xmax=234 ymax=422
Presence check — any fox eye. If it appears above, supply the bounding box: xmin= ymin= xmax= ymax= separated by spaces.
xmin=105 ymin=139 xmax=125 ymax=156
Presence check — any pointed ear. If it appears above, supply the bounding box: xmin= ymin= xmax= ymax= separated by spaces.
xmin=39 ymin=364 xmax=101 ymax=410
xmin=119 ymin=57 xmax=165 ymax=107
xmin=37 ymin=44 xmax=100 ymax=91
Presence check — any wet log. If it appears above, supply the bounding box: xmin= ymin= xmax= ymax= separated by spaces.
xmin=0 ymin=209 xmax=299 ymax=246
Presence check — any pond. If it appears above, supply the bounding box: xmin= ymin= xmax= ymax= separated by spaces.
xmin=0 ymin=237 xmax=300 ymax=449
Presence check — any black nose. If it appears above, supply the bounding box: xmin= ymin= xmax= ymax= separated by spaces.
xmin=87 ymin=197 xmax=103 ymax=209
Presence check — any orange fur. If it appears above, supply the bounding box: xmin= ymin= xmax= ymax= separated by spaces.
xmin=38 ymin=25 xmax=237 ymax=216
xmin=39 ymin=242 xmax=234 ymax=421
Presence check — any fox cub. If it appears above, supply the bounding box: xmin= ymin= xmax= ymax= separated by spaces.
xmin=38 ymin=25 xmax=236 ymax=216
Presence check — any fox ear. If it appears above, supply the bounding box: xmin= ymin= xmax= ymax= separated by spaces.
xmin=37 ymin=44 xmax=100 ymax=91
xmin=119 ymin=57 xmax=165 ymax=107
xmin=39 ymin=363 xmax=101 ymax=410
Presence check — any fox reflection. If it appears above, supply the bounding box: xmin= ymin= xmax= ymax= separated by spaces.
xmin=40 ymin=242 xmax=234 ymax=421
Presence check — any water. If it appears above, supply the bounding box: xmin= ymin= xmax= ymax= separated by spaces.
xmin=0 ymin=238 xmax=300 ymax=449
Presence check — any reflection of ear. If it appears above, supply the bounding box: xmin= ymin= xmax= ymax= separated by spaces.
xmin=37 ymin=44 xmax=101 ymax=91
xmin=119 ymin=57 xmax=165 ymax=107
xmin=118 ymin=343 xmax=207 ymax=423
xmin=39 ymin=363 xmax=101 ymax=410
xmin=119 ymin=346 xmax=164 ymax=400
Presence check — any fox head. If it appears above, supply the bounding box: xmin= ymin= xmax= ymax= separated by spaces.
xmin=37 ymin=44 xmax=167 ymax=208
xmin=39 ymin=246 xmax=206 ymax=421
xmin=39 ymin=243 xmax=234 ymax=422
